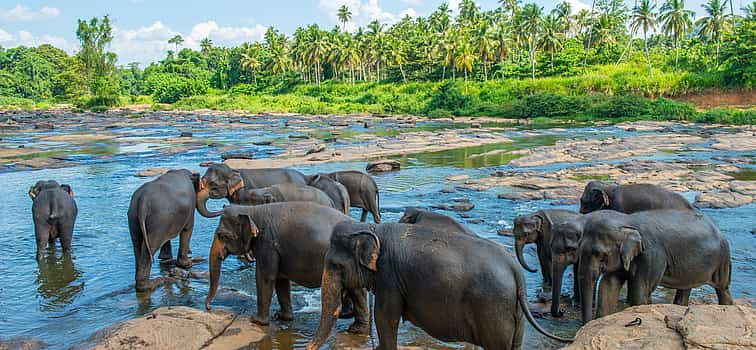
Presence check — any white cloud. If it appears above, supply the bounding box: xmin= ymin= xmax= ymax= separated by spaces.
xmin=567 ymin=0 xmax=591 ymax=13
xmin=0 ymin=28 xmax=70 ymax=50
xmin=448 ymin=0 xmax=461 ymax=16
xmin=401 ymin=0 xmax=424 ymax=5
xmin=0 ymin=4 xmax=61 ymax=21
xmin=319 ymin=0 xmax=417 ymax=31
xmin=0 ymin=28 xmax=13 ymax=42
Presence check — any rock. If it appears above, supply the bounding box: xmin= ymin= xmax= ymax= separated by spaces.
xmin=252 ymin=140 xmax=272 ymax=146
xmin=0 ymin=337 xmax=47 ymax=350
xmin=136 ymin=168 xmax=170 ymax=177
xmin=367 ymin=159 xmax=400 ymax=173
xmin=471 ymin=123 xmax=481 ymax=129
xmin=432 ymin=202 xmax=474 ymax=212
xmin=14 ymin=157 xmax=77 ymax=170
xmin=203 ymin=316 xmax=267 ymax=350
xmin=220 ymin=152 xmax=254 ymax=160
xmin=564 ymin=304 xmax=756 ymax=350
xmin=34 ymin=122 xmax=54 ymax=129
xmin=199 ymin=161 xmax=216 ymax=167
xmin=329 ymin=121 xmax=350 ymax=127
xmin=288 ymin=134 xmax=309 ymax=139
xmin=446 ymin=174 xmax=470 ymax=182
xmin=179 ymin=132 xmax=192 ymax=138
xmin=323 ymin=137 xmax=338 ymax=143
xmin=498 ymin=228 xmax=513 ymax=236
xmin=88 ymin=306 xmax=237 ymax=350
xmin=695 ymin=191 xmax=753 ymax=209
xmin=440 ymin=188 xmax=457 ymax=194
xmin=305 ymin=144 xmax=326 ymax=155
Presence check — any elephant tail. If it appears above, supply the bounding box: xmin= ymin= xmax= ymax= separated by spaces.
xmin=516 ymin=273 xmax=574 ymax=343
xmin=138 ymin=199 xmax=153 ymax=257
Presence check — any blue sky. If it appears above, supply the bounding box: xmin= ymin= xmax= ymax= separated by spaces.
xmin=0 ymin=0 xmax=744 ymax=65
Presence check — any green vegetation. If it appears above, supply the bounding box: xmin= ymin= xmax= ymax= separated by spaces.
xmin=0 ymin=1 xmax=753 ymax=124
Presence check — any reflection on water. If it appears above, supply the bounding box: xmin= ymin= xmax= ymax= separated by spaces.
xmin=35 ymin=253 xmax=84 ymax=312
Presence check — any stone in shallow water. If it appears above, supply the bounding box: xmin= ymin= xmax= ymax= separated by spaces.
xmin=135 ymin=167 xmax=169 ymax=177
xmin=694 ymin=191 xmax=753 ymax=209
xmin=0 ymin=337 xmax=46 ymax=350
xmin=366 ymin=159 xmax=400 ymax=173
xmin=220 ymin=152 xmax=254 ymax=160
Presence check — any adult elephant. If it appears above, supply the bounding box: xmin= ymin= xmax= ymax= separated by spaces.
xmin=513 ymin=210 xmax=581 ymax=288
xmin=577 ymin=210 xmax=732 ymax=324
xmin=398 ymin=207 xmax=476 ymax=236
xmin=196 ymin=163 xmax=307 ymax=216
xmin=128 ymin=169 xmax=199 ymax=292
xmin=548 ymin=218 xmax=588 ymax=317
xmin=322 ymin=171 xmax=381 ymax=223
xmin=579 ymin=181 xmax=694 ymax=214
xmin=29 ymin=180 xmax=77 ymax=260
xmin=307 ymin=221 xmax=573 ymax=350
xmin=202 ymin=202 xmax=369 ymax=333
xmin=305 ymin=174 xmax=350 ymax=215
xmin=234 ymin=183 xmax=335 ymax=209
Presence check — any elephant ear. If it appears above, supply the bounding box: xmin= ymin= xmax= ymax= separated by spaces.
xmin=591 ymin=188 xmax=610 ymax=209
xmin=620 ymin=227 xmax=643 ymax=271
xmin=28 ymin=186 xmax=37 ymax=200
xmin=353 ymin=230 xmax=380 ymax=272
xmin=239 ymin=213 xmax=260 ymax=238
xmin=536 ymin=211 xmax=554 ymax=236
xmin=227 ymin=171 xmax=245 ymax=197
xmin=60 ymin=184 xmax=74 ymax=198
xmin=190 ymin=172 xmax=201 ymax=192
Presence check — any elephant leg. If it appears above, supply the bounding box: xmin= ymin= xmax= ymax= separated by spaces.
xmin=360 ymin=209 xmax=368 ymax=222
xmin=176 ymin=223 xmax=194 ymax=269
xmin=274 ymin=278 xmax=293 ymax=322
xmin=716 ymin=287 xmax=733 ymax=305
xmin=375 ymin=292 xmax=402 ymax=350
xmin=134 ymin=237 xmax=162 ymax=293
xmin=34 ymin=221 xmax=51 ymax=260
xmin=673 ymin=289 xmax=691 ymax=306
xmin=537 ymin=247 xmax=552 ymax=288
xmin=158 ymin=240 xmax=173 ymax=264
xmin=339 ymin=294 xmax=355 ymax=319
xmin=346 ymin=288 xmax=370 ymax=334
xmin=371 ymin=205 xmax=381 ymax=224
xmin=627 ymin=277 xmax=654 ymax=306
xmin=596 ymin=273 xmax=624 ymax=319
xmin=572 ymin=263 xmax=581 ymax=302
xmin=251 ymin=256 xmax=279 ymax=325
xmin=57 ymin=221 xmax=74 ymax=254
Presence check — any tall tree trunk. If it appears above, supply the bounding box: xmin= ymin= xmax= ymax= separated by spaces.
xmin=584 ymin=0 xmax=596 ymax=67
xmin=442 ymin=65 xmax=446 ymax=80
xmin=674 ymin=36 xmax=679 ymax=70
xmin=400 ymin=64 xmax=407 ymax=84
xmin=644 ymin=31 xmax=653 ymax=79
xmin=530 ymin=41 xmax=536 ymax=80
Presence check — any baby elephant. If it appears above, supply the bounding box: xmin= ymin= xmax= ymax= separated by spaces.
xmin=398 ymin=207 xmax=476 ymax=236
xmin=29 ymin=180 xmax=77 ymax=260
xmin=234 ymin=183 xmax=335 ymax=209
xmin=306 ymin=174 xmax=350 ymax=215
xmin=308 ymin=221 xmax=572 ymax=350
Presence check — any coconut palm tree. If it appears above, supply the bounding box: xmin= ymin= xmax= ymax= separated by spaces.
xmin=476 ymin=20 xmax=495 ymax=80
xmin=696 ymin=0 xmax=730 ymax=65
xmin=168 ymin=35 xmax=184 ymax=54
xmin=338 ymin=5 xmax=352 ymax=32
xmin=541 ymin=14 xmax=564 ymax=71
xmin=240 ymin=49 xmax=260 ymax=85
xmin=388 ymin=38 xmax=408 ymax=83
xmin=659 ymin=0 xmax=694 ymax=69
xmin=744 ymin=1 xmax=756 ymax=20
xmin=630 ymin=0 xmax=658 ymax=78
xmin=200 ymin=37 xmax=213 ymax=55
xmin=521 ymin=3 xmax=543 ymax=80
xmin=554 ymin=1 xmax=573 ymax=37
xmin=455 ymin=39 xmax=476 ymax=87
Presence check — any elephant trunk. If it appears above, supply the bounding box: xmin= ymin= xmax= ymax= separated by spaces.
xmin=551 ymin=257 xmax=568 ymax=317
xmin=197 ymin=181 xmax=222 ymax=218
xmin=205 ymin=236 xmax=226 ymax=310
xmin=579 ymin=256 xmax=597 ymax=324
xmin=307 ymin=270 xmax=342 ymax=350
xmin=515 ymin=239 xmax=537 ymax=273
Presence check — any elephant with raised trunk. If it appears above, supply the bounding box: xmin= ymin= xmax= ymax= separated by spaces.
xmin=196 ymin=163 xmax=307 ymax=216
xmin=322 ymin=170 xmax=381 ymax=223
xmin=577 ymin=209 xmax=732 ymax=324
xmin=29 ymin=180 xmax=77 ymax=260
xmin=398 ymin=207 xmax=476 ymax=236
xmin=202 ymin=202 xmax=369 ymax=333
xmin=305 ymin=174 xmax=350 ymax=215
xmin=128 ymin=169 xmax=200 ymax=292
xmin=234 ymin=183 xmax=335 ymax=209
xmin=513 ymin=209 xmax=581 ymax=288
xmin=579 ymin=181 xmax=694 ymax=214
xmin=307 ymin=221 xmax=573 ymax=350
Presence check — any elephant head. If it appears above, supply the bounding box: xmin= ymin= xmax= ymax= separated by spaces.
xmin=197 ymin=164 xmax=245 ymax=217
xmin=548 ymin=220 xmax=583 ymax=317
xmin=308 ymin=221 xmax=379 ymax=350
xmin=205 ymin=205 xmax=259 ymax=310
xmin=512 ymin=211 xmax=552 ymax=273
xmin=398 ymin=207 xmax=421 ymax=224
xmin=578 ymin=213 xmax=642 ymax=323
xmin=579 ymin=181 xmax=616 ymax=214
xmin=235 ymin=188 xmax=275 ymax=206
xmin=29 ymin=180 xmax=73 ymax=200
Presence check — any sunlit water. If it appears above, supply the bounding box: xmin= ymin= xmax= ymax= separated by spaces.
xmin=0 ymin=118 xmax=753 ymax=349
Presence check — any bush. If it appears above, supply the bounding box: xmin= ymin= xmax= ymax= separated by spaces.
xmin=513 ymin=93 xmax=588 ymax=118
xmin=650 ymin=98 xmax=697 ymax=120
xmin=695 ymin=108 xmax=756 ymax=124
xmin=590 ymin=95 xmax=652 ymax=119
xmin=424 ymin=81 xmax=471 ymax=115
xmin=145 ymin=73 xmax=209 ymax=103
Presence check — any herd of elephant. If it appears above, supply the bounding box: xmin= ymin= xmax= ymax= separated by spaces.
xmin=27 ymin=162 xmax=733 ymax=350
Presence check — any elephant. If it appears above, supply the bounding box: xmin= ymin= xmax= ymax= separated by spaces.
xmin=305 ymin=174 xmax=350 ymax=215
xmin=307 ymin=221 xmax=573 ymax=350
xmin=579 ymin=181 xmax=694 ymax=214
xmin=513 ymin=209 xmax=581 ymax=288
xmin=322 ymin=171 xmax=381 ymax=223
xmin=398 ymin=207 xmax=476 ymax=236
xmin=196 ymin=163 xmax=307 ymax=216
xmin=29 ymin=180 xmax=77 ymax=260
xmin=577 ymin=209 xmax=732 ymax=324
xmin=202 ymin=202 xmax=369 ymax=333
xmin=548 ymin=218 xmax=588 ymax=317
xmin=234 ymin=183 xmax=335 ymax=209
xmin=128 ymin=169 xmax=200 ymax=292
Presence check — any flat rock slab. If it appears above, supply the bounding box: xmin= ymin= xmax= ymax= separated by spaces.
xmin=203 ymin=316 xmax=267 ymax=350
xmin=0 ymin=338 xmax=47 ymax=350
xmin=135 ymin=167 xmax=170 ymax=177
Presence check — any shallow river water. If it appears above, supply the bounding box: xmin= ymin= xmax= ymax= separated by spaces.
xmin=0 ymin=116 xmax=753 ymax=349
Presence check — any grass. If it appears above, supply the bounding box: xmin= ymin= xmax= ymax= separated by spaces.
xmin=571 ymin=174 xmax=612 ymax=181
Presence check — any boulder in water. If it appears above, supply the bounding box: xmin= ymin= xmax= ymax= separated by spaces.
xmin=367 ymin=159 xmax=400 ymax=173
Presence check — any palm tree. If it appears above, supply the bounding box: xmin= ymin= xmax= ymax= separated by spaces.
xmin=584 ymin=0 xmax=597 ymax=66
xmin=659 ymin=0 xmax=694 ymax=69
xmin=455 ymin=40 xmax=476 ymax=87
xmin=168 ymin=35 xmax=184 ymax=54
xmin=476 ymin=20 xmax=495 ymax=80
xmin=554 ymin=1 xmax=573 ymax=37
xmin=744 ymin=1 xmax=756 ymax=20
xmin=337 ymin=5 xmax=352 ymax=32
xmin=696 ymin=0 xmax=730 ymax=65
xmin=240 ymin=49 xmax=260 ymax=85
xmin=200 ymin=37 xmax=213 ymax=55
xmin=521 ymin=3 xmax=543 ymax=80
xmin=540 ymin=14 xmax=564 ymax=71
xmin=630 ymin=0 xmax=658 ymax=78
xmin=388 ymin=38 xmax=408 ymax=83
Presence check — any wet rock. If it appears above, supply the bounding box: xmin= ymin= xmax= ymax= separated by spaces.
xmin=694 ymin=191 xmax=754 ymax=209
xmin=466 ymin=219 xmax=484 ymax=224
xmin=329 ymin=121 xmax=350 ymax=127
xmin=199 ymin=161 xmax=216 ymax=167
xmin=471 ymin=123 xmax=481 ymax=129
xmin=14 ymin=158 xmax=78 ymax=170
xmin=323 ymin=137 xmax=338 ymax=143
xmin=189 ymin=270 xmax=209 ymax=280
xmin=288 ymin=134 xmax=309 ymax=139
xmin=88 ymin=306 xmax=236 ymax=350
xmin=711 ymin=131 xmax=756 ymax=152
xmin=0 ymin=337 xmax=47 ymax=350
xmin=497 ymin=228 xmax=514 ymax=236
xmin=135 ymin=168 xmax=169 ymax=177
xmin=179 ymin=132 xmax=192 ymax=138
xmin=367 ymin=159 xmax=400 ymax=173
xmin=432 ymin=201 xmax=474 ymax=212
xmin=440 ymin=188 xmax=456 ymax=194
xmin=252 ymin=140 xmax=272 ymax=146
xmin=221 ymin=152 xmax=254 ymax=160
xmin=203 ymin=316 xmax=267 ymax=350
xmin=34 ymin=122 xmax=54 ymax=129
xmin=305 ymin=144 xmax=326 ymax=155
xmin=446 ymin=174 xmax=470 ymax=182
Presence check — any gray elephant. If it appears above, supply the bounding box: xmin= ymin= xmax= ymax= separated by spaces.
xmin=548 ymin=217 xmax=588 ymax=317
xmin=202 ymin=202 xmax=369 ymax=333
xmin=398 ymin=207 xmax=476 ymax=236
xmin=305 ymin=174 xmax=350 ymax=215
xmin=196 ymin=163 xmax=307 ymax=216
xmin=323 ymin=171 xmax=381 ymax=223
xmin=29 ymin=180 xmax=77 ymax=260
xmin=307 ymin=221 xmax=572 ymax=350
xmin=128 ymin=169 xmax=199 ymax=292
xmin=234 ymin=183 xmax=335 ymax=209
xmin=578 ymin=209 xmax=732 ymax=324
xmin=579 ymin=181 xmax=694 ymax=214
xmin=513 ymin=209 xmax=581 ymax=288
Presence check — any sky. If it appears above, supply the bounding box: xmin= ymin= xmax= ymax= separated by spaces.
xmin=0 ymin=0 xmax=745 ymax=66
